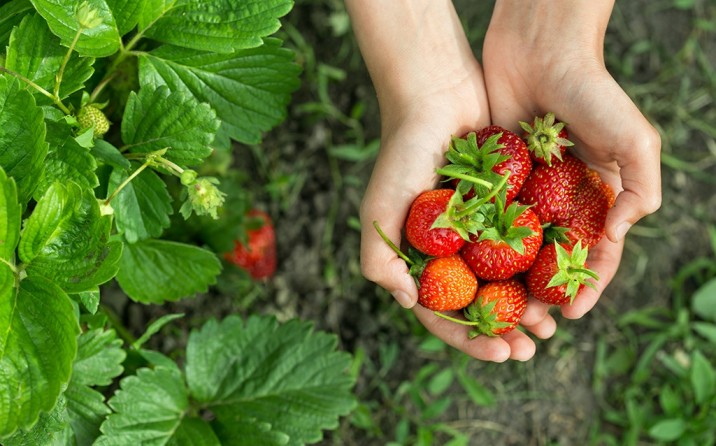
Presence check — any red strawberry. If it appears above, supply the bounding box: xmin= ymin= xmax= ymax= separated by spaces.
xmin=405 ymin=188 xmax=479 ymax=257
xmin=517 ymin=153 xmax=614 ymax=247
xmin=526 ymin=241 xmax=598 ymax=305
xmin=519 ymin=112 xmax=573 ymax=166
xmin=476 ymin=125 xmax=533 ymax=203
xmin=438 ymin=129 xmax=529 ymax=203
xmin=374 ymin=222 xmax=477 ymax=311
xmin=225 ymin=209 xmax=277 ymax=279
xmin=460 ymin=199 xmax=543 ymax=281
xmin=435 ymin=278 xmax=528 ymax=337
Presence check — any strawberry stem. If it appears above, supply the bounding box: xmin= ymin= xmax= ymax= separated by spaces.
xmin=567 ymin=267 xmax=600 ymax=281
xmin=433 ymin=311 xmax=479 ymax=326
xmin=373 ymin=221 xmax=414 ymax=266
xmin=434 ymin=168 xmax=494 ymax=189
xmin=455 ymin=171 xmax=511 ymax=219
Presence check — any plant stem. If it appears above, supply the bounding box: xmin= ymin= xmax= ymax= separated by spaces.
xmin=435 ymin=168 xmax=493 ymax=189
xmin=455 ymin=171 xmax=511 ymax=219
xmin=373 ymin=221 xmax=413 ymax=265
xmin=0 ymin=66 xmax=72 ymax=114
xmin=433 ymin=311 xmax=477 ymax=326
xmin=54 ymin=27 xmax=83 ymax=100
xmin=0 ymin=258 xmax=17 ymax=274
xmin=104 ymin=158 xmax=152 ymax=205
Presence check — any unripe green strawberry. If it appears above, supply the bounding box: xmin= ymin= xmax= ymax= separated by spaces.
xmin=77 ymin=104 xmax=110 ymax=137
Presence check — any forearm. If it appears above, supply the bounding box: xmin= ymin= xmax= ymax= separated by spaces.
xmin=345 ymin=0 xmax=480 ymax=112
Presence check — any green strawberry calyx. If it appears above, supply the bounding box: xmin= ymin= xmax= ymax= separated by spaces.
xmin=475 ymin=188 xmax=536 ymax=255
xmin=434 ymin=298 xmax=511 ymax=338
xmin=519 ymin=112 xmax=573 ymax=166
xmin=546 ymin=241 xmax=599 ymax=303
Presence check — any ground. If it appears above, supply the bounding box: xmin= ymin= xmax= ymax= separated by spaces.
xmin=112 ymin=1 xmax=716 ymax=444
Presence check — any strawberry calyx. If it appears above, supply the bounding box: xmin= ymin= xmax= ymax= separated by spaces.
xmin=541 ymin=223 xmax=571 ymax=244
xmin=547 ymin=241 xmax=599 ymax=303
xmin=438 ymin=132 xmax=510 ymax=198
xmin=519 ymin=112 xmax=573 ymax=166
xmin=434 ymin=299 xmax=511 ymax=338
xmin=475 ymin=189 xmax=536 ymax=255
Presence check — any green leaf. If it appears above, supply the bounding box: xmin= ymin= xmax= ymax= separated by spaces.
xmin=0 ymin=167 xmax=21 ymax=263
xmin=455 ymin=368 xmax=495 ymax=407
xmin=691 ymin=350 xmax=716 ymax=405
xmin=96 ymin=366 xmax=222 ymax=446
xmin=3 ymin=395 xmax=71 ymax=446
xmin=138 ymin=38 xmax=301 ymax=145
xmin=73 ymin=288 xmax=100 ymax=314
xmin=649 ymin=418 xmax=687 ymax=441
xmin=6 ymin=13 xmax=95 ymax=102
xmin=139 ymin=0 xmax=294 ymax=53
xmin=121 ymin=85 xmax=220 ymax=166
xmin=34 ymin=120 xmax=99 ymax=200
xmin=19 ymin=181 xmax=123 ymax=293
xmin=65 ymin=327 xmax=126 ymax=444
xmin=693 ymin=277 xmax=716 ymax=322
xmin=108 ymin=162 xmax=173 ymax=243
xmin=115 ymin=238 xmax=221 ymax=303
xmin=0 ymin=274 xmax=80 ymax=438
xmin=105 ymin=0 xmax=142 ymax=36
xmin=0 ymin=0 xmax=33 ymax=48
xmin=185 ymin=315 xmax=357 ymax=445
xmin=133 ymin=313 xmax=184 ymax=349
xmin=427 ymin=369 xmax=454 ymax=396
xmin=91 ymin=139 xmax=131 ymax=169
xmin=0 ymin=76 xmax=49 ymax=205
xmin=31 ymin=0 xmax=122 ymax=57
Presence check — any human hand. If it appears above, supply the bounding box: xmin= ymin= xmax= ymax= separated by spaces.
xmin=347 ymin=0 xmax=557 ymax=362
xmin=482 ymin=0 xmax=662 ymax=318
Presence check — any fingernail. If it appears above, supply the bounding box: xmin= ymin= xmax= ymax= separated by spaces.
xmin=392 ymin=290 xmax=413 ymax=308
xmin=615 ymin=222 xmax=631 ymax=242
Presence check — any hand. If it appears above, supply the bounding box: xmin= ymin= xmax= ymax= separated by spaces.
xmin=347 ymin=0 xmax=557 ymax=362
xmin=482 ymin=0 xmax=662 ymax=318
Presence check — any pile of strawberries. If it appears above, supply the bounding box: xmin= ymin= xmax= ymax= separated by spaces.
xmin=375 ymin=113 xmax=615 ymax=338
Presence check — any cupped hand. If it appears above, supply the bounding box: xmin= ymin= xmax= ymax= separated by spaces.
xmin=482 ymin=0 xmax=662 ymax=319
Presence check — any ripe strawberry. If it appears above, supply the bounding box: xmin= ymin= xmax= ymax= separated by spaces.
xmin=476 ymin=125 xmax=533 ymax=203
xmin=460 ymin=196 xmax=543 ymax=281
xmin=225 ymin=209 xmax=276 ymax=279
xmin=374 ymin=221 xmax=477 ymax=311
xmin=435 ymin=279 xmax=528 ymax=337
xmin=517 ymin=153 xmax=614 ymax=247
xmin=405 ymin=189 xmax=479 ymax=257
xmin=438 ymin=130 xmax=529 ymax=203
xmin=526 ymin=241 xmax=598 ymax=305
xmin=519 ymin=112 xmax=573 ymax=166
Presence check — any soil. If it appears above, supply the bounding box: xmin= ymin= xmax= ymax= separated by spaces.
xmin=108 ymin=1 xmax=716 ymax=445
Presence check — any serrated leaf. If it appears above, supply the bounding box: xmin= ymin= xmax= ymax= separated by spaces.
xmin=0 ymin=0 xmax=33 ymax=48
xmin=138 ymin=38 xmax=301 ymax=145
xmin=105 ymin=0 xmax=142 ymax=36
xmin=0 ymin=168 xmax=21 ymax=263
xmin=115 ymin=238 xmax=221 ymax=303
xmin=3 ymin=394 xmax=71 ymax=446
xmin=6 ymin=13 xmax=95 ymax=102
xmin=96 ymin=366 xmax=221 ymax=446
xmin=121 ymin=84 xmax=220 ymax=166
xmin=19 ymin=181 xmax=123 ymax=293
xmin=139 ymin=0 xmax=293 ymax=53
xmin=185 ymin=315 xmax=357 ymax=445
xmin=31 ymin=0 xmax=122 ymax=57
xmin=108 ymin=162 xmax=173 ymax=243
xmin=0 ymin=76 xmax=49 ymax=204
xmin=34 ymin=120 xmax=99 ymax=200
xmin=0 ymin=274 xmax=80 ymax=438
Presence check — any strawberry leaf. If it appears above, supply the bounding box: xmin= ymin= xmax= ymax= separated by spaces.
xmin=0 ymin=76 xmax=48 ymax=205
xmin=138 ymin=0 xmax=294 ymax=53
xmin=0 ymin=274 xmax=79 ymax=438
xmin=121 ymin=85 xmax=220 ymax=166
xmin=31 ymin=0 xmax=122 ymax=57
xmin=107 ymin=162 xmax=173 ymax=243
xmin=0 ymin=0 xmax=33 ymax=48
xmin=115 ymin=238 xmax=221 ymax=304
xmin=104 ymin=0 xmax=142 ymax=36
xmin=138 ymin=38 xmax=301 ymax=145
xmin=5 ymin=13 xmax=95 ymax=103
xmin=185 ymin=315 xmax=357 ymax=445
xmin=0 ymin=168 xmax=21 ymax=263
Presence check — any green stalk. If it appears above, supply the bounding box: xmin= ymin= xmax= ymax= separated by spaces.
xmin=104 ymin=158 xmax=152 ymax=205
xmin=454 ymin=171 xmax=511 ymax=219
xmin=0 ymin=66 xmax=71 ymax=114
xmin=435 ymin=168 xmax=493 ymax=189
xmin=54 ymin=27 xmax=83 ymax=100
xmin=373 ymin=221 xmax=413 ymax=265
xmin=433 ymin=311 xmax=478 ymax=326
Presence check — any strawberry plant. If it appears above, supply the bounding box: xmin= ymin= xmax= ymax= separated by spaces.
xmin=0 ymin=0 xmax=356 ymax=443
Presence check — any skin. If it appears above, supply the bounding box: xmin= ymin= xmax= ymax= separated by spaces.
xmin=346 ymin=0 xmax=661 ymax=362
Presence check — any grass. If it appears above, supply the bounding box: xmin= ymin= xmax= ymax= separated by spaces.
xmin=241 ymin=0 xmax=716 ymax=444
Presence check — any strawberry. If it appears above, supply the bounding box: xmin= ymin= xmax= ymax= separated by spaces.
xmin=435 ymin=279 xmax=528 ymax=337
xmin=460 ymin=200 xmax=543 ymax=281
xmin=517 ymin=153 xmax=614 ymax=247
xmin=77 ymin=104 xmax=110 ymax=137
xmin=438 ymin=129 xmax=529 ymax=203
xmin=374 ymin=221 xmax=477 ymax=311
xmin=405 ymin=188 xmax=478 ymax=257
xmin=225 ymin=209 xmax=277 ymax=279
xmin=519 ymin=112 xmax=573 ymax=166
xmin=526 ymin=241 xmax=598 ymax=305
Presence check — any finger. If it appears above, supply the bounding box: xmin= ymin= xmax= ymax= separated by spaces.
xmin=561 ymin=236 xmax=624 ymax=319
xmin=501 ymin=329 xmax=537 ymax=361
xmin=413 ymin=306 xmax=513 ymax=362
xmin=520 ymin=298 xmax=558 ymax=340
